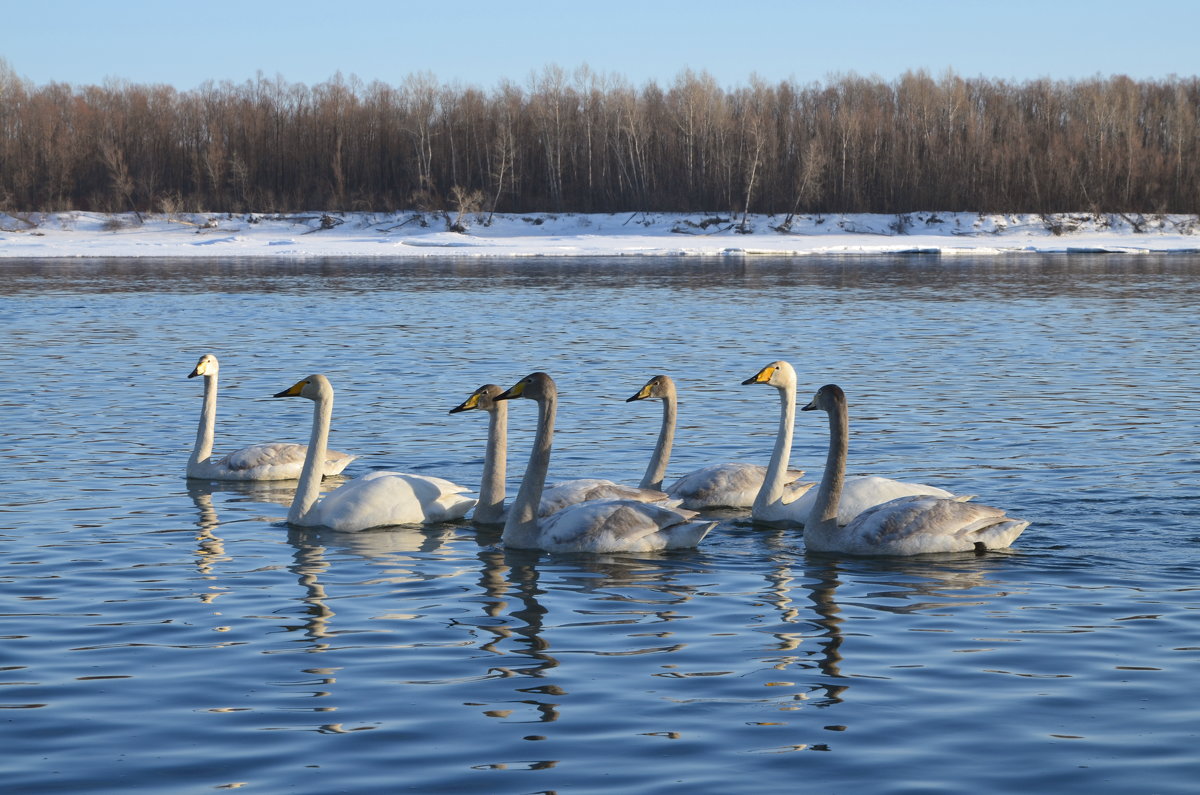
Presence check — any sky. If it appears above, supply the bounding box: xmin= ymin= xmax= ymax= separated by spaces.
xmin=3 ymin=0 xmax=1198 ymax=92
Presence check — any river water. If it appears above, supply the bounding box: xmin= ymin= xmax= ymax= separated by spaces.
xmin=2 ymin=254 xmax=1198 ymax=793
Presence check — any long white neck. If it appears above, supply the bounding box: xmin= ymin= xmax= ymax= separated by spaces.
xmin=639 ymin=393 xmax=676 ymax=490
xmin=806 ymin=399 xmax=848 ymax=540
xmin=753 ymin=380 xmax=797 ymax=512
xmin=503 ymin=392 xmax=555 ymax=549
xmin=189 ymin=372 xmax=218 ymax=468
xmin=474 ymin=402 xmax=509 ymax=524
xmin=289 ymin=392 xmax=333 ymax=525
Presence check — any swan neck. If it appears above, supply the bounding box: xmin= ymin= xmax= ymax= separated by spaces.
xmin=475 ymin=402 xmax=508 ymax=524
xmin=808 ymin=399 xmax=848 ymax=536
xmin=503 ymin=392 xmax=555 ymax=548
xmin=639 ymin=394 xmax=676 ymax=490
xmin=190 ymin=372 xmax=218 ymax=468
xmin=754 ymin=380 xmax=796 ymax=511
xmin=289 ymin=392 xmax=333 ymax=524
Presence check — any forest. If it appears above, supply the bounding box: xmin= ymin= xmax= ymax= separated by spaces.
xmin=1 ymin=60 xmax=1198 ymax=217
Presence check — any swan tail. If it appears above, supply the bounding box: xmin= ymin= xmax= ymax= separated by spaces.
xmin=321 ymin=451 xmax=357 ymax=476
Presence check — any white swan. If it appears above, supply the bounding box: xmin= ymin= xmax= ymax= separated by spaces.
xmin=187 ymin=353 xmax=354 ymax=481
xmin=742 ymin=360 xmax=969 ymax=526
xmin=740 ymin=361 xmax=817 ymax=525
xmin=450 ymin=383 xmax=676 ymax=525
xmin=627 ymin=374 xmax=804 ymax=509
xmin=274 ymin=374 xmax=475 ymax=532
xmin=494 ymin=372 xmax=714 ymax=553
xmin=800 ymin=383 xmax=1030 ymax=555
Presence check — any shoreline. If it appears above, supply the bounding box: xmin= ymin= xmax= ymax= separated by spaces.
xmin=3 ymin=210 xmax=1198 ymax=259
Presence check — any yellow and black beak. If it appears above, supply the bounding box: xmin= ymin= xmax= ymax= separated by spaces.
xmin=495 ymin=380 xmax=526 ymax=401
xmin=273 ymin=379 xmax=307 ymax=398
xmin=449 ymin=392 xmax=483 ymax=414
xmin=626 ymin=383 xmax=653 ymax=402
xmin=742 ymin=364 xmax=776 ymax=386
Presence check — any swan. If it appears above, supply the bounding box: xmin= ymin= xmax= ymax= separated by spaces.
xmin=273 ymin=374 xmax=476 ymax=532
xmin=493 ymin=372 xmax=715 ymax=553
xmin=800 ymin=383 xmax=1030 ymax=555
xmin=627 ymin=373 xmax=804 ymax=509
xmin=450 ymin=383 xmax=676 ymax=525
xmin=187 ymin=353 xmax=354 ymax=481
xmin=742 ymin=360 xmax=969 ymax=526
xmin=449 ymin=384 xmax=508 ymax=524
xmin=740 ymin=361 xmax=817 ymax=525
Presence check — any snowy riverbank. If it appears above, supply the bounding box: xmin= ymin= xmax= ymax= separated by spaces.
xmin=2 ymin=210 xmax=1198 ymax=258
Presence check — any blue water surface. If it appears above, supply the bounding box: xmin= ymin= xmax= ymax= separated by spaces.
xmin=1 ymin=254 xmax=1198 ymax=793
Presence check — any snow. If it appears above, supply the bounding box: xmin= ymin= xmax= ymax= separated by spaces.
xmin=2 ymin=211 xmax=1198 ymax=259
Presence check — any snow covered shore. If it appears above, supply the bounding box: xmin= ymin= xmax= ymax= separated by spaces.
xmin=2 ymin=210 xmax=1198 ymax=259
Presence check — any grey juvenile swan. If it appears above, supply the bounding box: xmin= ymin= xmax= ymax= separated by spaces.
xmin=273 ymin=374 xmax=475 ymax=531
xmin=800 ymin=383 xmax=1029 ymax=555
xmin=450 ymin=382 xmax=676 ymax=525
xmin=627 ymin=373 xmax=804 ymax=509
xmin=493 ymin=372 xmax=714 ymax=553
xmin=187 ymin=353 xmax=354 ymax=481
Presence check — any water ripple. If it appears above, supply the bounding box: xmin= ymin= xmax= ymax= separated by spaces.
xmin=1 ymin=255 xmax=1198 ymax=793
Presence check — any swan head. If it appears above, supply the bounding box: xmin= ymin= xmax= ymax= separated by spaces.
xmin=495 ymin=372 xmax=555 ymax=403
xmin=626 ymin=374 xmax=676 ymax=403
xmin=742 ymin=360 xmax=796 ymax=389
xmin=189 ymin=353 xmax=219 ymax=379
xmin=801 ymin=383 xmax=846 ymax=413
xmin=273 ymin=374 xmax=333 ymax=402
xmin=449 ymin=384 xmax=504 ymax=414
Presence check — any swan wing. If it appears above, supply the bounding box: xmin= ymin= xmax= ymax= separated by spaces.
xmin=824 ymin=495 xmax=1030 ymax=555
xmin=667 ymin=463 xmax=799 ymax=509
xmin=311 ymin=471 xmax=476 ymax=532
xmin=537 ymin=499 xmax=714 ymax=553
xmin=198 ymin=442 xmax=356 ymax=481
xmin=539 ymin=478 xmax=673 ymax=516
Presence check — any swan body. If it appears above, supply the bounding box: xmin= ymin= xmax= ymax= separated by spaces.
xmin=628 ymin=374 xmax=804 ymax=509
xmin=786 ymin=474 xmax=962 ymax=527
xmin=538 ymin=479 xmax=673 ymax=515
xmin=741 ymin=361 xmax=817 ymax=525
xmin=275 ymin=374 xmax=475 ymax=532
xmin=800 ymin=383 xmax=1029 ymax=555
xmin=451 ymin=383 xmax=674 ymax=525
xmin=495 ymin=372 xmax=714 ymax=553
xmin=187 ymin=353 xmax=354 ymax=481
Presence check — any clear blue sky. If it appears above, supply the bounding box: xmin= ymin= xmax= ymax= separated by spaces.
xmin=3 ymin=0 xmax=1197 ymax=91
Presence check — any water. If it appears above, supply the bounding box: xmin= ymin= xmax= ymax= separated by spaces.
xmin=2 ymin=254 xmax=1198 ymax=793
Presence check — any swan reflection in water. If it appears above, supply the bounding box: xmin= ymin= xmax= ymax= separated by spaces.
xmin=226 ymin=498 xmax=1028 ymax=738
xmin=766 ymin=525 xmax=1026 ymax=708
xmin=186 ymin=478 xmax=314 ymax=584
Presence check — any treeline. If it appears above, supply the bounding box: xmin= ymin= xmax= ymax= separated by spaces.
xmin=1 ymin=60 xmax=1198 ymax=216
